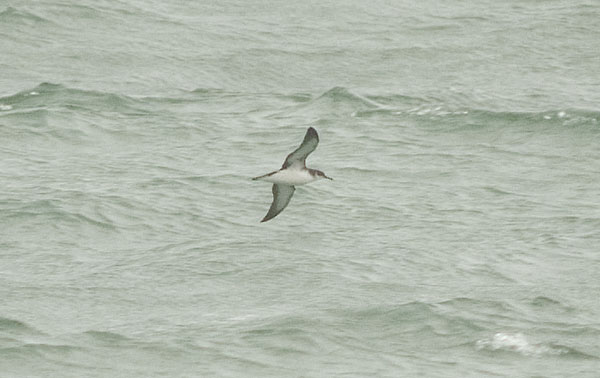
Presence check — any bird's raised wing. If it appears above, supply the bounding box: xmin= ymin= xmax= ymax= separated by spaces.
xmin=281 ymin=127 xmax=319 ymax=169
xmin=261 ymin=184 xmax=295 ymax=222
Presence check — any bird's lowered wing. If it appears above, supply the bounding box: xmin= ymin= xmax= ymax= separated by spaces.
xmin=261 ymin=184 xmax=295 ymax=222
xmin=281 ymin=127 xmax=319 ymax=169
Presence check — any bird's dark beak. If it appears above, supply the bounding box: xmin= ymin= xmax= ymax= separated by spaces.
xmin=325 ymin=175 xmax=333 ymax=180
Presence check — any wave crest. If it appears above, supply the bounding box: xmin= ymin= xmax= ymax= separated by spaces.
xmin=0 ymin=82 xmax=146 ymax=114
xmin=0 ymin=316 xmax=32 ymax=332
xmin=476 ymin=332 xmax=586 ymax=358
xmin=0 ymin=7 xmax=51 ymax=24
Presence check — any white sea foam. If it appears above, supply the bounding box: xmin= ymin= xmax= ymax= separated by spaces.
xmin=476 ymin=332 xmax=565 ymax=357
xmin=0 ymin=104 xmax=12 ymax=111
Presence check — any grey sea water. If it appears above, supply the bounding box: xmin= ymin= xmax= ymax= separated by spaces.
xmin=1 ymin=1 xmax=600 ymax=377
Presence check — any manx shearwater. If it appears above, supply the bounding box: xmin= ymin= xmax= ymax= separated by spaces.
xmin=253 ymin=127 xmax=332 ymax=222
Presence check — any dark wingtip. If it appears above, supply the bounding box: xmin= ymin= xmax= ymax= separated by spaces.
xmin=306 ymin=127 xmax=319 ymax=142
xmin=261 ymin=211 xmax=280 ymax=222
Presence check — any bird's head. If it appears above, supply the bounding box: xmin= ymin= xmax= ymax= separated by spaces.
xmin=313 ymin=169 xmax=333 ymax=181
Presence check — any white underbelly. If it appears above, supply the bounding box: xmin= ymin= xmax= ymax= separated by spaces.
xmin=261 ymin=169 xmax=315 ymax=186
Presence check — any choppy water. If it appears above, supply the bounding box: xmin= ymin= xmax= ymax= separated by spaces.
xmin=1 ymin=1 xmax=600 ymax=377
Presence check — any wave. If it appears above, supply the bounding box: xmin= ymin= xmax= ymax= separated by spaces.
xmin=353 ymin=101 xmax=599 ymax=124
xmin=529 ymin=296 xmax=574 ymax=311
xmin=0 ymin=316 xmax=36 ymax=332
xmin=315 ymin=87 xmax=382 ymax=108
xmin=0 ymin=83 xmax=160 ymax=143
xmin=0 ymin=317 xmax=49 ymax=356
xmin=4 ymin=83 xmax=596 ymax=126
xmin=270 ymin=86 xmax=387 ymax=119
xmin=3 ymin=342 xmax=82 ymax=357
xmin=476 ymin=332 xmax=595 ymax=359
xmin=4 ymin=198 xmax=117 ymax=231
xmin=0 ymin=83 xmax=148 ymax=114
xmin=313 ymin=301 xmax=487 ymax=345
xmin=81 ymin=330 xmax=132 ymax=344
xmin=0 ymin=7 xmax=52 ymax=25
xmin=258 ymin=86 xmax=600 ymax=132
xmin=2 ymin=84 xmax=597 ymax=149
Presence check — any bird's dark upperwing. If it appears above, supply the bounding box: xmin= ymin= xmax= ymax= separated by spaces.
xmin=281 ymin=127 xmax=319 ymax=169
xmin=261 ymin=184 xmax=295 ymax=222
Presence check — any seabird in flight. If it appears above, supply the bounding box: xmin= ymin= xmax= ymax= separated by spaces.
xmin=253 ymin=127 xmax=332 ymax=222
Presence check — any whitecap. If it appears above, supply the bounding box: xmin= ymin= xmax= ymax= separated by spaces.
xmin=0 ymin=104 xmax=12 ymax=111
xmin=476 ymin=332 xmax=566 ymax=357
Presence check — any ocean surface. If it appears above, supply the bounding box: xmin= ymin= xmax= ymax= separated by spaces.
xmin=1 ymin=1 xmax=600 ymax=377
